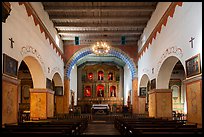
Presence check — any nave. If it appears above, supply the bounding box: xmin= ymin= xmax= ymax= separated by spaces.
xmin=1 ymin=113 xmax=202 ymax=136
xmin=2 ymin=2 xmax=202 ymax=135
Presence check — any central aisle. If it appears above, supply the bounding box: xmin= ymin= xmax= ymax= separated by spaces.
xmin=82 ymin=120 xmax=121 ymax=135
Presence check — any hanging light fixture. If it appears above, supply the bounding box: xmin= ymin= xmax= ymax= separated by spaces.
xmin=92 ymin=2 xmax=110 ymax=56
xmin=92 ymin=41 xmax=110 ymax=55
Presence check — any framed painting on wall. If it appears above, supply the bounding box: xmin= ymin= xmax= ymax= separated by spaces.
xmin=3 ymin=53 xmax=18 ymax=78
xmin=185 ymin=53 xmax=201 ymax=78
xmin=139 ymin=87 xmax=147 ymax=96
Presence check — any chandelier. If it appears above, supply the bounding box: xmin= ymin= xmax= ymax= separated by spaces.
xmin=91 ymin=2 xmax=110 ymax=56
xmin=92 ymin=41 xmax=110 ymax=55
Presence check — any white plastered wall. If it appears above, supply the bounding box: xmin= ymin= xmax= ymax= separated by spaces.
xmin=138 ymin=2 xmax=171 ymax=51
xmin=124 ymin=64 xmax=132 ymax=105
xmin=70 ymin=64 xmax=78 ymax=105
xmin=138 ymin=2 xmax=202 ymax=90
xmin=30 ymin=2 xmax=63 ymax=51
xmin=2 ymin=2 xmax=64 ymax=88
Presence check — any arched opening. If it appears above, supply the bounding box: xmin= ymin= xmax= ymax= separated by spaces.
xmin=157 ymin=56 xmax=186 ymax=120
xmin=17 ymin=60 xmax=33 ymax=122
xmin=169 ymin=60 xmax=186 ymax=120
xmin=66 ymin=47 xmax=137 ymax=114
xmin=17 ymin=56 xmax=45 ymax=122
xmin=139 ymin=74 xmax=150 ymax=114
xmin=157 ymin=56 xmax=181 ymax=89
xmin=51 ymin=72 xmax=63 ymax=116
xmin=23 ymin=56 xmax=46 ymax=88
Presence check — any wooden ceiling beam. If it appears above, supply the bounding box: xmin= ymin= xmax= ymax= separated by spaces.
xmin=49 ymin=15 xmax=150 ymax=21
xmin=54 ymin=22 xmax=146 ymax=28
xmin=63 ymin=41 xmax=138 ymax=46
xmin=43 ymin=5 xmax=156 ymax=12
xmin=60 ymin=35 xmax=140 ymax=41
xmin=58 ymin=30 xmax=143 ymax=35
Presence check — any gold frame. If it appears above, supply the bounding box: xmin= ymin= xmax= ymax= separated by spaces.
xmin=185 ymin=53 xmax=201 ymax=78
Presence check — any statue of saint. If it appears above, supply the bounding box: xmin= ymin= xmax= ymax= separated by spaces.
xmin=99 ymin=88 xmax=103 ymax=97
xmin=111 ymin=89 xmax=114 ymax=97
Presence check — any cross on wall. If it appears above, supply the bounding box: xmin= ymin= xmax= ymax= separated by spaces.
xmin=189 ymin=37 xmax=195 ymax=48
xmin=9 ymin=38 xmax=14 ymax=48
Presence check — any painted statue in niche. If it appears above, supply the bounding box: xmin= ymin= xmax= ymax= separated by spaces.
xmin=98 ymin=71 xmax=104 ymax=80
xmin=84 ymin=86 xmax=91 ymax=97
xmin=88 ymin=72 xmax=93 ymax=80
xmin=97 ymin=85 xmax=104 ymax=97
xmin=110 ymin=86 xmax=116 ymax=97
xmin=108 ymin=72 xmax=113 ymax=80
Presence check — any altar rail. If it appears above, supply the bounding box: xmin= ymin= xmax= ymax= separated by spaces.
xmin=52 ymin=113 xmax=149 ymax=121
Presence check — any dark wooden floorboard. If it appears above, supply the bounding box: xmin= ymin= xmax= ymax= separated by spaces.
xmin=82 ymin=121 xmax=121 ymax=135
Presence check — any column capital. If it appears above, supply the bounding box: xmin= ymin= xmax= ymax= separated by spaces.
xmin=132 ymin=77 xmax=138 ymax=81
xmin=148 ymin=89 xmax=172 ymax=94
xmin=30 ymin=88 xmax=55 ymax=94
xmin=64 ymin=76 xmax=70 ymax=81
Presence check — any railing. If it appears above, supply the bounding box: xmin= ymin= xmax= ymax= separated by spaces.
xmin=54 ymin=113 xmax=93 ymax=121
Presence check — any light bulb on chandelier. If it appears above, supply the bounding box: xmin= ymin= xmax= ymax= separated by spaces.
xmin=92 ymin=41 xmax=110 ymax=55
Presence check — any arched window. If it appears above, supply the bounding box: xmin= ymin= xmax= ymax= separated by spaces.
xmin=171 ymin=85 xmax=179 ymax=103
xmin=98 ymin=71 xmax=104 ymax=80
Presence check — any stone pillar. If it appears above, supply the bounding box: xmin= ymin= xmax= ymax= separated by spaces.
xmin=47 ymin=89 xmax=54 ymax=118
xmin=132 ymin=78 xmax=139 ymax=114
xmin=56 ymin=96 xmax=63 ymax=114
xmin=2 ymin=74 xmax=20 ymax=126
xmin=148 ymin=89 xmax=172 ymax=119
xmin=138 ymin=96 xmax=146 ymax=114
xmin=30 ymin=88 xmax=54 ymax=120
xmin=56 ymin=78 xmax=70 ymax=114
xmin=63 ymin=78 xmax=70 ymax=113
xmin=185 ymin=79 xmax=202 ymax=128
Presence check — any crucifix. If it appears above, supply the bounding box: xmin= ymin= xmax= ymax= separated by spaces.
xmin=9 ymin=38 xmax=14 ymax=48
xmin=189 ymin=37 xmax=195 ymax=48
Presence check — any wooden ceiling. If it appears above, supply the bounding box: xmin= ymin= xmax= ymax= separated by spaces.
xmin=41 ymin=2 xmax=158 ymax=46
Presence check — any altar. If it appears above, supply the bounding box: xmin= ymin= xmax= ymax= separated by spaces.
xmin=91 ymin=104 xmax=110 ymax=115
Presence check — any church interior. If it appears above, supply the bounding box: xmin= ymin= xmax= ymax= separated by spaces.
xmin=2 ymin=2 xmax=202 ymax=135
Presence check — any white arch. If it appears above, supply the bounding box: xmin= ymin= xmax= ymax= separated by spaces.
xmin=21 ymin=56 xmax=46 ymax=88
xmin=157 ymin=56 xmax=185 ymax=89
xmin=139 ymin=74 xmax=150 ymax=87
xmin=52 ymin=72 xmax=63 ymax=87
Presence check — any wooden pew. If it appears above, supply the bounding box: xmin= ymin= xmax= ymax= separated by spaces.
xmin=114 ymin=117 xmax=201 ymax=135
xmin=3 ymin=117 xmax=89 ymax=136
xmin=128 ymin=127 xmax=202 ymax=135
xmin=4 ymin=123 xmax=75 ymax=135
